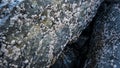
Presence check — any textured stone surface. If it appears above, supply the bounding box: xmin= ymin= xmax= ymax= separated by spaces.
xmin=51 ymin=18 xmax=94 ymax=68
xmin=105 ymin=0 xmax=120 ymax=3
xmin=84 ymin=2 xmax=120 ymax=68
xmin=0 ymin=0 xmax=103 ymax=68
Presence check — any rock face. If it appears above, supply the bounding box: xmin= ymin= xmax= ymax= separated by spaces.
xmin=0 ymin=0 xmax=103 ymax=68
xmin=51 ymin=18 xmax=94 ymax=68
xmin=51 ymin=1 xmax=120 ymax=68
xmin=105 ymin=0 xmax=120 ymax=3
xmin=84 ymin=1 xmax=120 ymax=68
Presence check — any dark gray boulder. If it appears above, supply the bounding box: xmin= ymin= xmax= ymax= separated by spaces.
xmin=51 ymin=17 xmax=94 ymax=68
xmin=84 ymin=1 xmax=120 ymax=68
xmin=0 ymin=0 xmax=103 ymax=68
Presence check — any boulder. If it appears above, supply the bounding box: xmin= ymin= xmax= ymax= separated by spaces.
xmin=0 ymin=0 xmax=103 ymax=68
xmin=84 ymin=1 xmax=120 ymax=68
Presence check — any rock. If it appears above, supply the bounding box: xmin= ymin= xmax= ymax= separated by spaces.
xmin=84 ymin=2 xmax=120 ymax=68
xmin=0 ymin=0 xmax=102 ymax=68
xmin=51 ymin=18 xmax=94 ymax=68
xmin=0 ymin=0 xmax=103 ymax=68
xmin=104 ymin=0 xmax=120 ymax=3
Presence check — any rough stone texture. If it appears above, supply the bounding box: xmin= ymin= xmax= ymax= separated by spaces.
xmin=0 ymin=0 xmax=103 ymax=68
xmin=104 ymin=0 xmax=120 ymax=3
xmin=51 ymin=18 xmax=94 ymax=68
xmin=84 ymin=2 xmax=120 ymax=68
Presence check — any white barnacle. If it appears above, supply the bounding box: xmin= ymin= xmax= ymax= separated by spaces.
xmin=87 ymin=7 xmax=91 ymax=12
xmin=48 ymin=44 xmax=54 ymax=61
xmin=111 ymin=59 xmax=114 ymax=63
xmin=25 ymin=22 xmax=30 ymax=26
xmin=11 ymin=40 xmax=16 ymax=44
xmin=50 ymin=17 xmax=55 ymax=21
xmin=54 ymin=11 xmax=61 ymax=17
xmin=62 ymin=3 xmax=66 ymax=8
xmin=74 ymin=12 xmax=80 ymax=17
xmin=18 ymin=40 xmax=22 ymax=44
xmin=65 ymin=0 xmax=67 ymax=2
xmin=113 ymin=65 xmax=117 ymax=68
xmin=24 ymin=60 xmax=29 ymax=63
xmin=2 ymin=36 xmax=6 ymax=40
xmin=72 ymin=3 xmax=77 ymax=10
xmin=21 ymin=44 xmax=26 ymax=50
xmin=12 ymin=46 xmax=21 ymax=60
xmin=11 ymin=64 xmax=18 ymax=68
xmin=31 ymin=14 xmax=38 ymax=19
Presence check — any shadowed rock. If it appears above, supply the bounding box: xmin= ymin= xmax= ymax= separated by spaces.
xmin=84 ymin=2 xmax=120 ymax=68
xmin=51 ymin=17 xmax=94 ymax=68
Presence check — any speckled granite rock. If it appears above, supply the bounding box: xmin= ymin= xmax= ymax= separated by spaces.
xmin=84 ymin=2 xmax=120 ymax=68
xmin=105 ymin=0 xmax=120 ymax=3
xmin=0 ymin=0 xmax=103 ymax=68
xmin=51 ymin=18 xmax=94 ymax=68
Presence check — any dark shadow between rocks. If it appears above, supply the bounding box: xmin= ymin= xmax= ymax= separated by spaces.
xmin=50 ymin=10 xmax=95 ymax=68
xmin=50 ymin=1 xmax=109 ymax=68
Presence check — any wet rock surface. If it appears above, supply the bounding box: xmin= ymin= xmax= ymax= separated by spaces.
xmin=0 ymin=0 xmax=103 ymax=68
